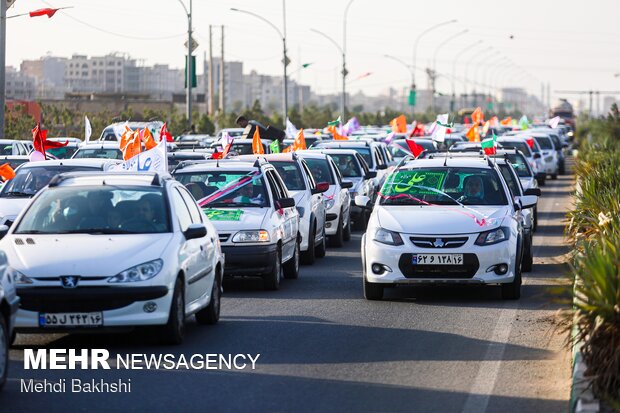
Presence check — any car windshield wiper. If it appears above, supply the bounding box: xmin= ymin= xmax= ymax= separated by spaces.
xmin=1 ymin=191 xmax=34 ymax=197
xmin=205 ymin=202 xmax=259 ymax=208
xmin=14 ymin=230 xmax=49 ymax=234
xmin=57 ymin=228 xmax=135 ymax=234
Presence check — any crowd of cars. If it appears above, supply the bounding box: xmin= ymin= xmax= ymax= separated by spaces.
xmin=0 ymin=118 xmax=572 ymax=388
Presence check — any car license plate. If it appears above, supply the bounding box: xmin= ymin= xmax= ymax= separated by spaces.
xmin=412 ymin=254 xmax=463 ymax=265
xmin=39 ymin=312 xmax=103 ymax=328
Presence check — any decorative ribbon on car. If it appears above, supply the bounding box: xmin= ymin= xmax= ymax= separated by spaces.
xmin=197 ymin=170 xmax=264 ymax=207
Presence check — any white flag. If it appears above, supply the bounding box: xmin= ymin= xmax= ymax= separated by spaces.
xmin=432 ymin=113 xmax=449 ymax=143
xmin=110 ymin=139 xmax=168 ymax=174
xmin=548 ymin=116 xmax=561 ymax=129
xmin=112 ymin=122 xmax=128 ymax=141
xmin=84 ymin=116 xmax=92 ymax=143
xmin=286 ymin=118 xmax=298 ymax=140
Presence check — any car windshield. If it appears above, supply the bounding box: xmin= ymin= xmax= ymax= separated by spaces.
xmin=271 ymin=161 xmax=306 ymax=191
xmin=14 ymin=186 xmax=170 ymax=234
xmin=229 ymin=143 xmax=260 ymax=155
xmin=329 ymin=153 xmax=362 ymax=177
xmin=73 ymin=148 xmax=123 ymax=160
xmin=379 ymin=167 xmax=508 ymax=206
xmin=534 ymin=137 xmax=553 ymax=150
xmin=0 ymin=166 xmax=100 ymax=198
xmin=175 ymin=170 xmax=269 ymax=208
xmin=498 ymin=141 xmax=532 ymax=157
xmin=350 ymin=147 xmax=372 ymax=166
xmin=46 ymin=146 xmax=78 ymax=159
xmin=303 ymin=157 xmax=334 ymax=184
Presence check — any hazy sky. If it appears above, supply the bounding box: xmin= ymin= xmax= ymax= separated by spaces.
xmin=5 ymin=0 xmax=620 ymax=107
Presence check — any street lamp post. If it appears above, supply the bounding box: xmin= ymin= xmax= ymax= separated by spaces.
xmin=342 ymin=0 xmax=355 ymax=121
xmin=384 ymin=54 xmax=417 ymax=116
xmin=411 ymin=19 xmax=457 ymax=113
xmin=430 ymin=28 xmax=468 ymax=112
xmin=231 ymin=4 xmax=289 ymax=124
xmin=178 ymin=0 xmax=193 ymax=129
xmin=311 ymin=28 xmax=346 ymax=120
xmin=451 ymin=40 xmax=482 ymax=111
xmin=0 ymin=0 xmax=7 ymax=137
xmin=470 ymin=48 xmax=495 ymax=107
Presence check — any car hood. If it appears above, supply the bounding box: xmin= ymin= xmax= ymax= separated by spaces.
xmin=376 ymin=205 xmax=510 ymax=235
xmin=2 ymin=233 xmax=173 ymax=278
xmin=205 ymin=207 xmax=268 ymax=232
xmin=0 ymin=198 xmax=31 ymax=220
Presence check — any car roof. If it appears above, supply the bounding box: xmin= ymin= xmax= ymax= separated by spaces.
xmin=315 ymin=141 xmax=371 ymax=148
xmin=239 ymin=153 xmax=296 ymax=162
xmin=0 ymin=139 xmax=22 ymax=145
xmin=294 ymin=150 xmax=330 ymax=160
xmin=48 ymin=171 xmax=171 ymax=187
xmin=78 ymin=142 xmax=121 ymax=149
xmin=310 ymin=148 xmax=360 ymax=156
xmin=173 ymin=159 xmax=266 ymax=173
xmin=20 ymin=159 xmax=120 ymax=168
xmin=402 ymin=157 xmax=493 ymax=169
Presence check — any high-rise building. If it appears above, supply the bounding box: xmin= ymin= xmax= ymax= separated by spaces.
xmin=202 ymin=58 xmax=244 ymax=111
xmin=5 ymin=66 xmax=36 ymax=100
xmin=20 ymin=56 xmax=67 ymax=98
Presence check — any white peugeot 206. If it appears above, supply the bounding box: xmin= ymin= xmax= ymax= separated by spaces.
xmin=357 ymin=157 xmax=537 ymax=301
xmin=0 ymin=171 xmax=224 ymax=344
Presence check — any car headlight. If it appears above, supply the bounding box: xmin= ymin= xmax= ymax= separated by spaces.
xmin=325 ymin=198 xmax=335 ymax=210
xmin=12 ymin=269 xmax=33 ymax=285
xmin=232 ymin=230 xmax=270 ymax=243
xmin=475 ymin=227 xmax=510 ymax=246
xmin=108 ymin=259 xmax=163 ymax=283
xmin=373 ymin=227 xmax=404 ymax=246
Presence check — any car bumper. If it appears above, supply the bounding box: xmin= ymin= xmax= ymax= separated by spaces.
xmin=222 ymin=244 xmax=278 ymax=277
xmin=362 ymin=234 xmax=516 ymax=285
xmin=14 ymin=286 xmax=172 ymax=330
xmin=324 ymin=203 xmax=341 ymax=235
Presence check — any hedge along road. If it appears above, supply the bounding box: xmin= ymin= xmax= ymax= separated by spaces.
xmin=4 ymin=169 xmax=574 ymax=413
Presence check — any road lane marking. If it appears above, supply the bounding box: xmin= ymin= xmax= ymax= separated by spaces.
xmin=461 ymin=176 xmax=571 ymax=413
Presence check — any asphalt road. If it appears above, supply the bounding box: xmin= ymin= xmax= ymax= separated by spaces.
xmin=2 ymin=170 xmax=574 ymax=413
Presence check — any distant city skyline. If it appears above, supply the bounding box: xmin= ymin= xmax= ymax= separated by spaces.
xmin=4 ymin=0 xmax=620 ymax=112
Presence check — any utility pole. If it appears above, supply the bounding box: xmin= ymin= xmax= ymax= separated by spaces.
xmin=219 ymin=25 xmax=225 ymax=115
xmin=208 ymin=25 xmax=214 ymax=116
xmin=282 ymin=0 xmax=289 ymax=125
xmin=0 ymin=0 xmax=6 ymax=138
xmin=186 ymin=0 xmax=193 ymax=128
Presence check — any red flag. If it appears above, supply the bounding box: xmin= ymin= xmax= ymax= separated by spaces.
xmin=159 ymin=123 xmax=174 ymax=142
xmin=525 ymin=137 xmax=534 ymax=149
xmin=405 ymin=139 xmax=424 ymax=158
xmin=32 ymin=123 xmax=68 ymax=155
xmin=0 ymin=163 xmax=16 ymax=181
xmin=29 ymin=8 xmax=60 ymax=18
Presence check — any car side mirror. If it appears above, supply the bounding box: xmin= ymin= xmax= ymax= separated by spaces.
xmin=519 ymin=195 xmax=538 ymax=209
xmin=533 ymin=153 xmax=541 ymax=159
xmin=355 ymin=195 xmax=371 ymax=209
xmin=184 ymin=223 xmax=207 ymax=240
xmin=0 ymin=225 xmax=8 ymax=240
xmin=341 ymin=181 xmax=353 ymax=189
xmin=312 ymin=182 xmax=330 ymax=194
xmin=377 ymin=164 xmax=387 ymax=170
xmin=513 ymin=202 xmax=521 ymax=211
xmin=277 ymin=197 xmax=296 ymax=209
xmin=365 ymin=171 xmax=377 ymax=179
xmin=524 ymin=188 xmax=541 ymax=196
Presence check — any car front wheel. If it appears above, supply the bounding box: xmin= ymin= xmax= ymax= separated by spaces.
xmin=329 ymin=212 xmax=344 ymax=248
xmin=161 ymin=277 xmax=186 ymax=344
xmin=264 ymin=248 xmax=282 ymax=290
xmin=0 ymin=315 xmax=8 ymax=392
xmin=364 ymin=276 xmax=384 ymax=300
xmin=195 ymin=270 xmax=221 ymax=325
xmin=501 ymin=252 xmax=522 ymax=300
xmin=283 ymin=240 xmax=300 ymax=279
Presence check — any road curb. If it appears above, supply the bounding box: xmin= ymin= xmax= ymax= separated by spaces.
xmin=570 ymin=324 xmax=600 ymax=413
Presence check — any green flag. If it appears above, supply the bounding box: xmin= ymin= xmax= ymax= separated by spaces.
xmin=327 ymin=116 xmax=342 ymax=126
xmin=269 ymin=140 xmax=280 ymax=153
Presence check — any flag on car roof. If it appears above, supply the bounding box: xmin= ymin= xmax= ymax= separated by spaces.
xmin=481 ymin=134 xmax=497 ymax=155
xmin=343 ymin=117 xmax=361 ymax=136
xmin=500 ymin=117 xmax=512 ymax=126
xmin=285 ymin=118 xmax=298 ymax=139
xmin=432 ymin=113 xmax=450 ymax=143
xmin=482 ymin=120 xmax=490 ymax=137
xmin=111 ymin=139 xmax=167 ymax=173
xmin=390 ymin=115 xmax=407 ymax=133
xmin=519 ymin=115 xmax=529 ymax=130
xmin=471 ymin=107 xmax=484 ymax=125
xmin=142 ymin=128 xmax=157 ymax=150
xmin=84 ymin=116 xmax=92 ymax=143
xmin=159 ymin=123 xmax=174 ymax=142
xmin=119 ymin=126 xmax=141 ymax=161
xmin=405 ymin=139 xmax=425 ymax=158
xmin=293 ymin=129 xmax=307 ymax=151
xmin=32 ymin=122 xmax=68 ymax=156
xmin=252 ymin=127 xmax=265 ymax=154
xmin=269 ymin=140 xmax=280 ymax=154
xmin=525 ymin=136 xmax=535 ymax=149
xmin=0 ymin=163 xmax=16 ymax=181
xmin=327 ymin=125 xmax=348 ymax=140
xmin=548 ymin=116 xmax=561 ymax=128
xmin=465 ymin=124 xmax=480 ymax=142
xmin=327 ymin=116 xmax=342 ymax=127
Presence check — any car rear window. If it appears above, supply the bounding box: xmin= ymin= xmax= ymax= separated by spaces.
xmin=329 ymin=154 xmax=362 ymax=178
xmin=271 ymin=161 xmax=306 ymax=191
xmin=73 ymin=148 xmax=123 ymax=160
xmin=303 ymin=157 xmax=334 ymax=184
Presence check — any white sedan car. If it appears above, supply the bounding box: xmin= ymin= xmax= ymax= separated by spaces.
xmin=1 ymin=172 xmax=224 ymax=344
xmin=357 ymin=157 xmax=537 ymax=300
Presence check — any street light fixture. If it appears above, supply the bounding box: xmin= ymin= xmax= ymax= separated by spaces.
xmin=411 ymin=19 xmax=457 ymax=112
xmin=342 ymin=0 xmax=355 ymax=120
xmin=384 ymin=54 xmax=418 ymax=116
xmin=430 ymin=28 xmax=468 ymax=111
xmin=451 ymin=40 xmax=482 ymax=111
xmin=178 ymin=0 xmax=193 ymax=129
xmin=231 ymin=3 xmax=289 ymax=124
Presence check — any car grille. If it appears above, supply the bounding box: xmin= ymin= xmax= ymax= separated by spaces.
xmin=398 ymin=253 xmax=479 ymax=278
xmin=219 ymin=233 xmax=231 ymax=243
xmin=410 ymin=236 xmax=468 ymax=249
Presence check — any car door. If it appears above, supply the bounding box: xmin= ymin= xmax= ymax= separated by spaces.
xmin=170 ymin=187 xmax=205 ymax=304
xmin=329 ymin=157 xmax=350 ymax=218
xmin=265 ymin=169 xmax=295 ymax=261
xmin=300 ymin=159 xmax=325 ymax=243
